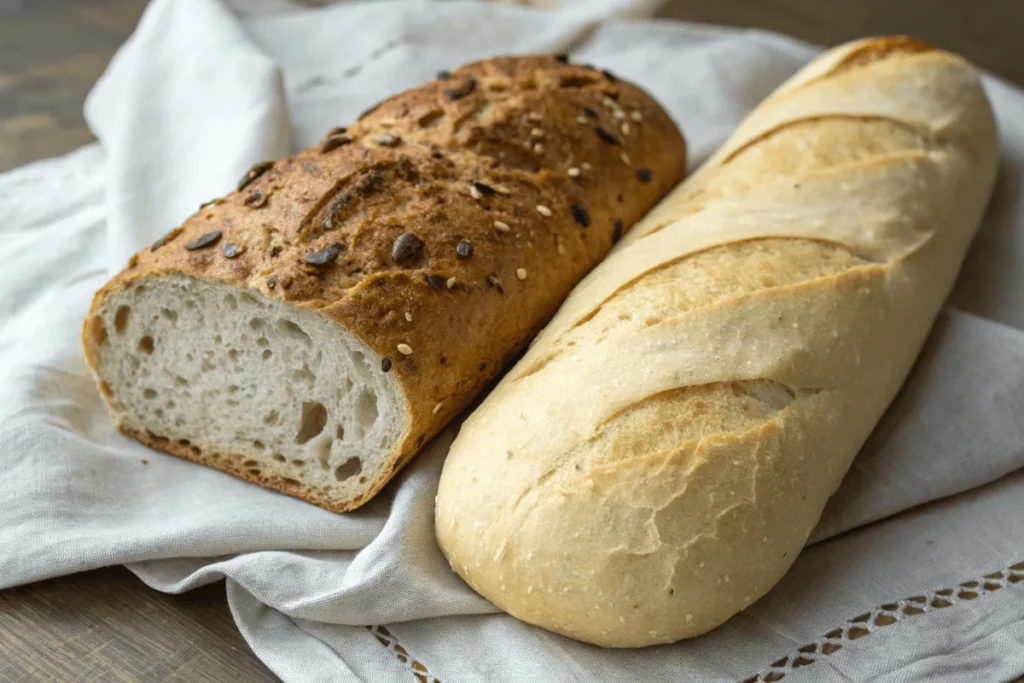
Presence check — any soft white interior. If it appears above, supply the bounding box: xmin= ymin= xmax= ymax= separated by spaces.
xmin=92 ymin=275 xmax=406 ymax=502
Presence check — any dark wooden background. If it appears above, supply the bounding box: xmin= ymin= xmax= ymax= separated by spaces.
xmin=1 ymin=1 xmax=1021 ymax=681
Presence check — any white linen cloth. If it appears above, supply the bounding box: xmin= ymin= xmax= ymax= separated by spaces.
xmin=1 ymin=1 xmax=1022 ymax=681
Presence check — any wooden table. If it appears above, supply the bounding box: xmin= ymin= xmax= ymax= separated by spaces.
xmin=1 ymin=1 xmax=1021 ymax=681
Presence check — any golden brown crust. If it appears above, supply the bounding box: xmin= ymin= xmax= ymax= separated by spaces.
xmin=85 ymin=55 xmax=687 ymax=510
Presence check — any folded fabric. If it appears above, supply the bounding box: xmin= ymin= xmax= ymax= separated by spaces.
xmin=0 ymin=1 xmax=1022 ymax=681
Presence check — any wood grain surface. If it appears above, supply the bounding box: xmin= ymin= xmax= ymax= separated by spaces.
xmin=1 ymin=1 xmax=1021 ymax=682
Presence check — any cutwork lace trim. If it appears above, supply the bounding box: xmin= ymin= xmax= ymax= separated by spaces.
xmin=740 ymin=560 xmax=1024 ymax=682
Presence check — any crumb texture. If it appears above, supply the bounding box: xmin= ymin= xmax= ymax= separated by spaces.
xmin=91 ymin=276 xmax=403 ymax=505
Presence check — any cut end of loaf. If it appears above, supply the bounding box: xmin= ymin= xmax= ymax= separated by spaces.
xmin=84 ymin=275 xmax=408 ymax=511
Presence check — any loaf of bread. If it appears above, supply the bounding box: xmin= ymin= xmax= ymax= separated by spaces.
xmin=82 ymin=56 xmax=687 ymax=512
xmin=435 ymin=38 xmax=998 ymax=646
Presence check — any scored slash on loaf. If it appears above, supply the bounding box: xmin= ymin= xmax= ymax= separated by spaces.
xmin=435 ymin=37 xmax=999 ymax=647
xmin=82 ymin=56 xmax=687 ymax=512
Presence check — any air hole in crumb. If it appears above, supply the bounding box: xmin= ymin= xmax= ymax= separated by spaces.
xmin=99 ymin=382 xmax=113 ymax=398
xmin=114 ymin=306 xmax=131 ymax=334
xmin=247 ymin=468 xmax=261 ymax=476
xmin=277 ymin=319 xmax=311 ymax=345
xmin=252 ymin=440 xmax=266 ymax=451
xmin=240 ymin=293 xmax=258 ymax=306
xmin=145 ymin=430 xmax=168 ymax=443
xmin=228 ymin=349 xmax=239 ymax=360
xmin=263 ymin=410 xmax=280 ymax=425
xmin=162 ymin=309 xmax=178 ymax=325
xmin=214 ymin=335 xmax=223 ymax=344
xmin=201 ymin=359 xmax=215 ymax=372
xmin=262 ymin=349 xmax=272 ymax=360
xmin=359 ymin=476 xmax=367 ymax=484
xmin=272 ymin=454 xmax=285 ymax=462
xmin=316 ymin=437 xmax=332 ymax=469
xmin=185 ymin=300 xmax=196 ymax=309
xmin=139 ymin=336 xmax=154 ymax=354
xmin=249 ymin=317 xmax=266 ymax=332
xmin=90 ymin=317 xmax=108 ymax=346
xmin=190 ymin=446 xmax=201 ymax=455
xmin=228 ymin=385 xmax=239 ymax=394
xmin=291 ymin=459 xmax=306 ymax=466
xmin=256 ymin=336 xmax=269 ymax=347
xmin=295 ymin=401 xmax=328 ymax=444
xmin=243 ymin=459 xmax=259 ymax=467
xmin=292 ymin=364 xmax=316 ymax=384
xmin=336 ymin=425 xmax=345 ymax=440
xmin=174 ymin=375 xmax=189 ymax=386
xmin=226 ymin=398 xmax=239 ymax=407
xmin=334 ymin=457 xmax=362 ymax=481
xmin=166 ymin=399 xmax=175 ymax=409
xmin=154 ymin=408 xmax=164 ymax=417
xmin=143 ymin=388 xmax=157 ymax=399
xmin=282 ymin=478 xmax=301 ymax=486
xmin=178 ymin=439 xmax=191 ymax=446
xmin=224 ymin=294 xmax=238 ymax=310
xmin=353 ymin=390 xmax=378 ymax=435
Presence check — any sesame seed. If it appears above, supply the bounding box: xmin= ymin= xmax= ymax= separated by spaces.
xmin=631 ymin=110 xmax=643 ymax=121
xmin=527 ymin=586 xmax=534 ymax=594
xmin=613 ymin=109 xmax=626 ymax=120
xmin=568 ymin=166 xmax=581 ymax=177
xmin=530 ymin=128 xmax=544 ymax=138
xmin=533 ymin=143 xmax=544 ymax=154
xmin=375 ymin=134 xmax=400 ymax=147
xmin=527 ymin=112 xmax=542 ymax=122
xmin=621 ymin=122 xmax=631 ymax=136
xmin=493 ymin=184 xmax=512 ymax=195
xmin=685 ymin=614 xmax=693 ymax=622
xmin=585 ymin=478 xmax=594 ymax=489
xmin=432 ymin=402 xmax=443 ymax=415
xmin=405 ymin=311 xmax=413 ymax=322
xmin=493 ymin=220 xmax=511 ymax=233
xmin=446 ymin=276 xmax=457 ymax=289
xmin=620 ymin=152 xmax=631 ymax=165
xmin=576 ymin=116 xmax=588 ymax=124
xmin=557 ymin=242 xmax=567 ymax=256
xmin=581 ymin=162 xmax=593 ymax=171
xmin=397 ymin=343 xmax=413 ymax=355
xmin=469 ymin=184 xmax=483 ymax=200
xmin=516 ymin=268 xmax=527 ymax=280
xmin=602 ymin=97 xmax=617 ymax=109
xmin=535 ymin=205 xmax=552 ymax=217
xmin=505 ymin=449 xmax=513 ymax=458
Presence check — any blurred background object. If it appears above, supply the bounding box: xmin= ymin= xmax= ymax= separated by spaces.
xmin=2 ymin=0 xmax=1023 ymax=172
xmin=0 ymin=1 xmax=1020 ymax=681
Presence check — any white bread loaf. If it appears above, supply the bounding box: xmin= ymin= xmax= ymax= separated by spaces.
xmin=434 ymin=37 xmax=999 ymax=647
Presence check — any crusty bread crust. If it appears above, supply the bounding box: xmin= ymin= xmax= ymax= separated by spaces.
xmin=83 ymin=55 xmax=687 ymax=511
xmin=435 ymin=38 xmax=999 ymax=645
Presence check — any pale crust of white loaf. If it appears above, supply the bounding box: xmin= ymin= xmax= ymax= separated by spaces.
xmin=434 ymin=37 xmax=999 ymax=647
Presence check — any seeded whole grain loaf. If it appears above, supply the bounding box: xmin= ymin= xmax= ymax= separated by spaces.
xmin=82 ymin=55 xmax=687 ymax=512
xmin=435 ymin=38 xmax=999 ymax=646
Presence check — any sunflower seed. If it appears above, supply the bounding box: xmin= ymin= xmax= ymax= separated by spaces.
xmin=456 ymin=239 xmax=474 ymax=259
xmin=425 ymin=274 xmax=446 ymax=290
xmin=323 ymin=192 xmax=350 ymax=230
xmin=320 ymin=133 xmax=352 ymax=153
xmin=151 ymin=227 xmax=183 ymax=251
xmin=381 ymin=358 xmax=392 ymax=372
xmin=635 ymin=167 xmax=652 ymax=183
xmin=237 ymin=161 xmax=273 ymax=191
xmin=244 ymin=189 xmax=268 ymax=208
xmin=570 ymin=203 xmax=590 ymax=228
xmin=595 ymin=127 xmax=619 ymax=145
xmin=184 ymin=230 xmax=222 ymax=251
xmin=391 ymin=232 xmax=425 ymax=265
xmin=304 ymin=242 xmax=343 ymax=266
xmin=222 ymin=242 xmax=243 ymax=259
